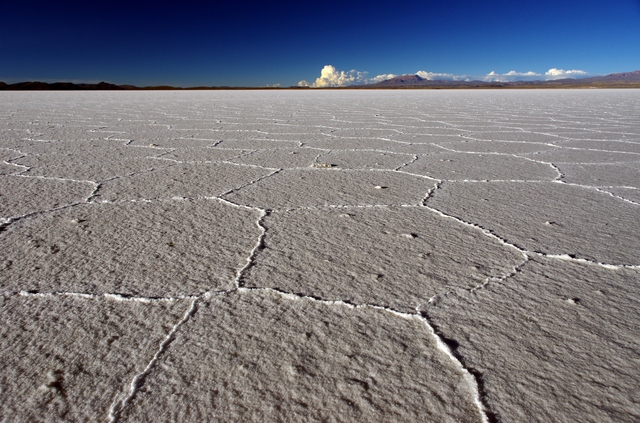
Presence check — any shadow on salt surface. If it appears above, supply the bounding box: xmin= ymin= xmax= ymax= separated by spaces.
xmin=404 ymin=153 xmax=558 ymax=181
xmin=0 ymin=200 xmax=261 ymax=296
xmin=118 ymin=289 xmax=482 ymax=423
xmin=423 ymin=256 xmax=640 ymax=423
xmin=0 ymin=295 xmax=190 ymax=423
xmin=241 ymin=207 xmax=524 ymax=313
xmin=222 ymin=168 xmax=431 ymax=209
xmin=427 ymin=181 xmax=640 ymax=265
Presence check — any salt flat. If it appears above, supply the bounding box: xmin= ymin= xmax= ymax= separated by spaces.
xmin=1 ymin=89 xmax=639 ymax=422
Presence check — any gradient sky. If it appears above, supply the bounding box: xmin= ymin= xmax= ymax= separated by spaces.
xmin=2 ymin=0 xmax=640 ymax=87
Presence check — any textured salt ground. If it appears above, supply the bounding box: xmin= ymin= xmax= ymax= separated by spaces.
xmin=463 ymin=131 xmax=562 ymax=143
xmin=317 ymin=150 xmax=415 ymax=170
xmin=607 ymin=187 xmax=640 ymax=203
xmin=0 ymin=200 xmax=261 ymax=296
xmin=525 ymin=149 xmax=640 ymax=163
xmin=556 ymin=140 xmax=640 ymax=154
xmin=558 ymin=163 xmax=640 ymax=188
xmin=301 ymin=137 xmax=446 ymax=154
xmin=0 ymin=295 xmax=191 ymax=423
xmin=127 ymin=138 xmax=226 ymax=148
xmin=403 ymin=153 xmax=558 ymax=181
xmin=230 ymin=147 xmax=322 ymax=168
xmin=0 ymin=176 xmax=94 ymax=219
xmin=93 ymin=162 xmax=273 ymax=202
xmin=216 ymin=139 xmax=302 ymax=150
xmin=427 ymin=181 xmax=640 ymax=265
xmin=1 ymin=90 xmax=640 ymax=423
xmin=158 ymin=147 xmax=252 ymax=163
xmin=223 ymin=168 xmax=432 ymax=209
xmin=434 ymin=140 xmax=558 ymax=154
xmin=0 ymin=150 xmax=24 ymax=175
xmin=16 ymin=155 xmax=167 ymax=182
xmin=118 ymin=290 xmax=482 ymax=423
xmin=241 ymin=207 xmax=524 ymax=313
xmin=423 ymin=257 xmax=640 ymax=423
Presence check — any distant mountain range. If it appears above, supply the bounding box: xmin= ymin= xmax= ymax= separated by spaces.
xmin=1 ymin=71 xmax=639 ymax=90
xmin=371 ymin=70 xmax=640 ymax=88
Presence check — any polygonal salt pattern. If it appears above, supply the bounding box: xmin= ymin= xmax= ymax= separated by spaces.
xmin=435 ymin=140 xmax=558 ymax=154
xmin=215 ymin=139 xmax=302 ymax=150
xmin=119 ymin=290 xmax=482 ymax=423
xmin=1 ymin=89 xmax=640 ymax=423
xmin=127 ymin=138 xmax=224 ymax=148
xmin=559 ymin=163 xmax=640 ymax=188
xmin=404 ymin=152 xmax=558 ymax=181
xmin=93 ymin=162 xmax=273 ymax=202
xmin=156 ymin=147 xmax=251 ymax=162
xmin=8 ymin=140 xmax=161 ymax=156
xmin=241 ymin=207 xmax=524 ymax=313
xmin=0 ymin=295 xmax=191 ymax=423
xmin=556 ymin=139 xmax=640 ymax=153
xmin=303 ymin=137 xmax=445 ymax=154
xmin=427 ymin=181 xmax=640 ymax=265
xmin=0 ymin=200 xmax=261 ymax=296
xmin=423 ymin=257 xmax=640 ymax=423
xmin=230 ymin=147 xmax=322 ymax=168
xmin=319 ymin=150 xmax=416 ymax=170
xmin=463 ymin=130 xmax=562 ymax=143
xmin=526 ymin=148 xmax=640 ymax=163
xmin=17 ymin=155 xmax=168 ymax=182
xmin=223 ymin=168 xmax=433 ymax=209
xmin=0 ymin=175 xmax=94 ymax=219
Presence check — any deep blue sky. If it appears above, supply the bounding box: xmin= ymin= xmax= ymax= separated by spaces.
xmin=2 ymin=0 xmax=639 ymax=87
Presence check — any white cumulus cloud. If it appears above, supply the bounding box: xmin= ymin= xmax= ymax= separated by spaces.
xmin=307 ymin=65 xmax=367 ymax=87
xmin=545 ymin=68 xmax=588 ymax=79
xmin=297 ymin=80 xmax=310 ymax=87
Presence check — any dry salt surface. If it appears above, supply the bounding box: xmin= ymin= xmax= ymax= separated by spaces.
xmin=1 ymin=90 xmax=639 ymax=423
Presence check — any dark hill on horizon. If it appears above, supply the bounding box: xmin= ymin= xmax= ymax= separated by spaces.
xmin=0 ymin=81 xmax=132 ymax=90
